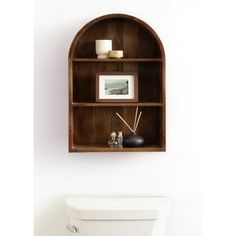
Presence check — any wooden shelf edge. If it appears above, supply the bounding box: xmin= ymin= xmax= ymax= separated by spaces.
xmin=70 ymin=58 xmax=163 ymax=62
xmin=70 ymin=145 xmax=165 ymax=152
xmin=71 ymin=102 xmax=163 ymax=107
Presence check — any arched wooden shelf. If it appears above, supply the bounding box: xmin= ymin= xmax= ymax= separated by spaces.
xmin=69 ymin=14 xmax=165 ymax=152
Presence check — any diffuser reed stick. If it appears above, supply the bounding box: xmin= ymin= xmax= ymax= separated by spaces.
xmin=134 ymin=111 xmax=142 ymax=133
xmin=116 ymin=107 xmax=143 ymax=134
xmin=133 ymin=106 xmax=139 ymax=131
xmin=116 ymin=112 xmax=134 ymax=133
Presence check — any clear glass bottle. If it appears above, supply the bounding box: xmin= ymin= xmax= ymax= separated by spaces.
xmin=117 ymin=131 xmax=123 ymax=148
xmin=108 ymin=132 xmax=118 ymax=147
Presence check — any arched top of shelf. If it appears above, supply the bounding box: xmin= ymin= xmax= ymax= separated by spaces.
xmin=69 ymin=14 xmax=165 ymax=59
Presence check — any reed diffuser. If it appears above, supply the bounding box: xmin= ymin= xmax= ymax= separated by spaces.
xmin=116 ymin=107 xmax=144 ymax=147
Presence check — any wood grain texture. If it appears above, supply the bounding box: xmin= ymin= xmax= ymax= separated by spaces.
xmin=68 ymin=14 xmax=166 ymax=152
xmin=73 ymin=107 xmax=162 ymax=147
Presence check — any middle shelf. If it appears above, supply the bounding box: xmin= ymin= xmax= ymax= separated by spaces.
xmin=71 ymin=102 xmax=163 ymax=107
xmin=71 ymin=58 xmax=163 ymax=62
xmin=72 ymin=61 xmax=163 ymax=103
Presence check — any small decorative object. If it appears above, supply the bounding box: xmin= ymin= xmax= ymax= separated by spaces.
xmin=108 ymin=131 xmax=118 ymax=147
xmin=117 ymin=131 xmax=123 ymax=148
xmin=123 ymin=133 xmax=144 ymax=147
xmin=116 ymin=107 xmax=144 ymax=147
xmin=95 ymin=40 xmax=112 ymax=59
xmin=96 ymin=72 xmax=138 ymax=102
xmin=109 ymin=50 xmax=124 ymax=58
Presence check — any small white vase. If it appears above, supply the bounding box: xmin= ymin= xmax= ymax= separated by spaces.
xmin=95 ymin=40 xmax=112 ymax=59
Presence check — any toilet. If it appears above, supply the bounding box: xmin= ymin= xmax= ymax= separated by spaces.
xmin=65 ymin=197 xmax=172 ymax=236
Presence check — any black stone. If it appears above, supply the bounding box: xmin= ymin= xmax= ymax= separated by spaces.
xmin=123 ymin=133 xmax=144 ymax=147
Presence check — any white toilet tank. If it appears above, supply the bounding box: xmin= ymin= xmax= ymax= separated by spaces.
xmin=65 ymin=197 xmax=172 ymax=236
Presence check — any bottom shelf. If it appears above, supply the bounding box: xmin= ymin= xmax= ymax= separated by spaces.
xmin=70 ymin=145 xmax=165 ymax=152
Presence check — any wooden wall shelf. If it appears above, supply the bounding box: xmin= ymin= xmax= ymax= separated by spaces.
xmin=68 ymin=14 xmax=166 ymax=152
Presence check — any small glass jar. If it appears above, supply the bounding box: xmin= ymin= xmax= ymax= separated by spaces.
xmin=117 ymin=131 xmax=123 ymax=148
xmin=108 ymin=132 xmax=118 ymax=147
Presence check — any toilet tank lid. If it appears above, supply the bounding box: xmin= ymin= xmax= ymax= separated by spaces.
xmin=65 ymin=197 xmax=172 ymax=220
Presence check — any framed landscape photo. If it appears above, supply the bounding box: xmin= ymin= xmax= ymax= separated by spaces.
xmin=96 ymin=72 xmax=138 ymax=102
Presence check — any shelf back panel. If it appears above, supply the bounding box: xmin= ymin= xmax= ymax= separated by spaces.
xmin=73 ymin=62 xmax=163 ymax=102
xmin=73 ymin=107 xmax=163 ymax=146
xmin=72 ymin=18 xmax=161 ymax=58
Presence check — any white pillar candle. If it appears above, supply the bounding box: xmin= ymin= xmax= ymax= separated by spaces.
xmin=95 ymin=40 xmax=112 ymax=59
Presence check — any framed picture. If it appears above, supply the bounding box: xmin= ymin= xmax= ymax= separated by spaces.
xmin=96 ymin=72 xmax=138 ymax=102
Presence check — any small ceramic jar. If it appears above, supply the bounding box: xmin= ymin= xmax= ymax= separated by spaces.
xmin=109 ymin=50 xmax=124 ymax=58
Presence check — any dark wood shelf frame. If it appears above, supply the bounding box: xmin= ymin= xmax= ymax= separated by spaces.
xmin=71 ymin=102 xmax=163 ymax=107
xmin=71 ymin=58 xmax=163 ymax=62
xmin=70 ymin=145 xmax=165 ymax=152
xmin=68 ymin=14 xmax=166 ymax=152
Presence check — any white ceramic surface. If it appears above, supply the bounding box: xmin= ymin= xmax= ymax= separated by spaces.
xmin=95 ymin=40 xmax=112 ymax=59
xmin=65 ymin=197 xmax=171 ymax=236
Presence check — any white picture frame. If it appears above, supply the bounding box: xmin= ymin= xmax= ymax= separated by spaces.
xmin=96 ymin=72 xmax=138 ymax=102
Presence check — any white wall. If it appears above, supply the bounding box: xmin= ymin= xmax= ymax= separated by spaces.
xmin=34 ymin=0 xmax=209 ymax=235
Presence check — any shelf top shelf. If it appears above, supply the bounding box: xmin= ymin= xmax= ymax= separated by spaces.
xmin=71 ymin=102 xmax=163 ymax=107
xmin=71 ymin=58 xmax=163 ymax=62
